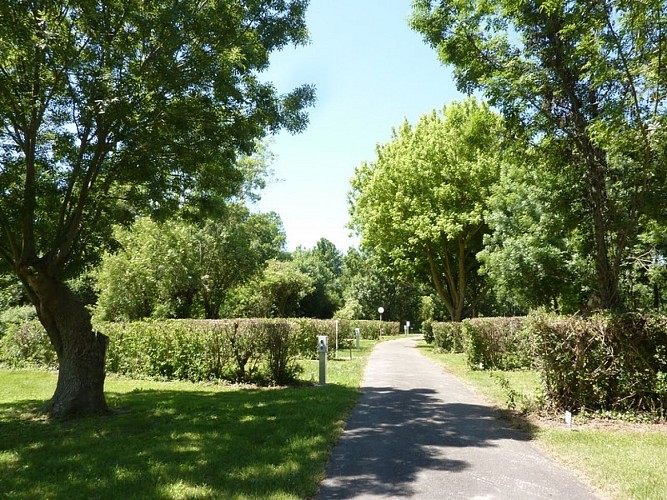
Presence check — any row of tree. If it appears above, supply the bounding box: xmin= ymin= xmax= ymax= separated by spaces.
xmin=349 ymin=0 xmax=667 ymax=321
xmin=2 ymin=211 xmax=428 ymax=326
xmin=90 ymin=226 xmax=425 ymax=324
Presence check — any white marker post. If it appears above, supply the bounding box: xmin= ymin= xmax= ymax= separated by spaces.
xmin=317 ymin=336 xmax=328 ymax=385
xmin=335 ymin=320 xmax=339 ymax=358
xmin=565 ymin=410 xmax=573 ymax=429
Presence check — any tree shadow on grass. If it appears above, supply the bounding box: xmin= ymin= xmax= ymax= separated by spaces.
xmin=318 ymin=386 xmax=533 ymax=499
xmin=0 ymin=383 xmax=358 ymax=499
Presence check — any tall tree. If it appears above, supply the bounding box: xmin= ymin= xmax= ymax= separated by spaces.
xmin=349 ymin=98 xmax=503 ymax=321
xmin=0 ymin=0 xmax=314 ymax=417
xmin=338 ymin=248 xmax=423 ymax=323
xmin=293 ymin=238 xmax=343 ymax=318
xmin=411 ymin=0 xmax=667 ymax=310
xmin=479 ymin=145 xmax=590 ymax=314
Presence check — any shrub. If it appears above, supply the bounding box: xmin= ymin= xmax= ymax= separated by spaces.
xmin=0 ymin=305 xmax=38 ymax=340
xmin=462 ymin=317 xmax=533 ymax=371
xmin=0 ymin=316 xmax=400 ymax=386
xmin=350 ymin=319 xmax=399 ymax=339
xmin=432 ymin=321 xmax=464 ymax=353
xmin=262 ymin=319 xmax=303 ymax=384
xmin=0 ymin=320 xmax=55 ymax=368
xmin=421 ymin=319 xmax=434 ymax=344
xmin=530 ymin=312 xmax=667 ymax=414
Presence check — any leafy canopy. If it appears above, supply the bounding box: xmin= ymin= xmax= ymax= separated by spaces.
xmin=0 ymin=0 xmax=314 ymax=281
xmin=411 ymin=0 xmax=667 ymax=309
xmin=349 ymin=98 xmax=503 ymax=320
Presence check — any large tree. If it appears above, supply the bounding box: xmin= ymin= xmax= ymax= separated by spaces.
xmin=411 ymin=0 xmax=667 ymax=310
xmin=479 ymin=145 xmax=590 ymax=314
xmin=293 ymin=238 xmax=344 ymax=318
xmin=349 ymin=98 xmax=503 ymax=321
xmin=0 ymin=0 xmax=314 ymax=417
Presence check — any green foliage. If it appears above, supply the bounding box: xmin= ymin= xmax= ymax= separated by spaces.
xmin=0 ymin=321 xmax=55 ymax=368
xmin=338 ymin=248 xmax=423 ymax=323
xmin=0 ymin=317 xmax=399 ymax=383
xmin=0 ymin=275 xmax=25 ymax=312
xmin=431 ymin=321 xmax=464 ymax=353
xmin=349 ymin=98 xmax=503 ymax=321
xmin=530 ymin=312 xmax=667 ymax=414
xmin=95 ymin=208 xmax=285 ymax=321
xmin=479 ymin=150 xmax=589 ymax=314
xmin=227 ymin=259 xmax=314 ymax=318
xmin=0 ymin=305 xmax=37 ymax=328
xmin=102 ymin=319 xmax=304 ymax=385
xmin=293 ymin=239 xmax=344 ymax=318
xmin=0 ymin=0 xmax=314 ymax=280
xmin=411 ymin=0 xmax=667 ymax=310
xmin=462 ymin=317 xmax=534 ymax=371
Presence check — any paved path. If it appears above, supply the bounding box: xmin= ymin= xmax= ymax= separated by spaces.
xmin=318 ymin=337 xmax=599 ymax=499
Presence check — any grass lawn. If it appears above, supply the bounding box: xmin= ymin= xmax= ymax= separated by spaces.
xmin=0 ymin=340 xmax=376 ymax=500
xmin=417 ymin=342 xmax=667 ymax=500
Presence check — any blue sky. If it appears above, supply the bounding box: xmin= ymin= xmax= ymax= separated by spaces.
xmin=256 ymin=0 xmax=463 ymax=252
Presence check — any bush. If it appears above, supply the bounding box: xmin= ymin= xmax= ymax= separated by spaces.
xmin=432 ymin=321 xmax=464 ymax=353
xmin=104 ymin=319 xmax=297 ymax=384
xmin=0 ymin=320 xmax=55 ymax=368
xmin=421 ymin=319 xmax=434 ymax=344
xmin=0 ymin=306 xmax=38 ymax=340
xmin=530 ymin=312 xmax=667 ymax=414
xmin=262 ymin=319 xmax=303 ymax=384
xmin=0 ymin=316 xmax=401 ymax=386
xmin=462 ymin=317 xmax=533 ymax=371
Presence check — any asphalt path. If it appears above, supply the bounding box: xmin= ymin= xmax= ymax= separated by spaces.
xmin=318 ymin=336 xmax=599 ymax=500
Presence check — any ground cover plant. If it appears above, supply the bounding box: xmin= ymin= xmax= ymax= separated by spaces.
xmin=418 ymin=342 xmax=667 ymax=500
xmin=0 ymin=339 xmax=376 ymax=499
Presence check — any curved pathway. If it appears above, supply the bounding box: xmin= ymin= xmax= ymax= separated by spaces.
xmin=318 ymin=336 xmax=599 ymax=499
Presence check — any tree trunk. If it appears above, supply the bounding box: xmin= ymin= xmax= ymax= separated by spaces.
xmin=22 ymin=269 xmax=109 ymax=418
xmin=587 ymin=161 xmax=620 ymax=310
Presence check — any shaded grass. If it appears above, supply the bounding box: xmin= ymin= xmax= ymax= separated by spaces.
xmin=0 ymin=341 xmax=375 ymax=499
xmin=418 ymin=340 xmax=667 ymax=500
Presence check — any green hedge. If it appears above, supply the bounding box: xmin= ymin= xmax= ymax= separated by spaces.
xmin=0 ymin=317 xmax=400 ymax=385
xmin=530 ymin=312 xmax=667 ymax=414
xmin=0 ymin=320 xmax=56 ymax=369
xmin=462 ymin=317 xmax=533 ymax=371
xmin=431 ymin=321 xmax=464 ymax=353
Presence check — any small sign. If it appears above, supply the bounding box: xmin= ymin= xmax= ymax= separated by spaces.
xmin=565 ymin=410 xmax=573 ymax=427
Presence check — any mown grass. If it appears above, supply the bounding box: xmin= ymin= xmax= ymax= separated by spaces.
xmin=418 ymin=341 xmax=667 ymax=500
xmin=0 ymin=340 xmax=375 ymax=500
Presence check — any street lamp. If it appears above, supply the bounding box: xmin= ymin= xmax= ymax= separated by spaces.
xmin=378 ymin=306 xmax=384 ymax=338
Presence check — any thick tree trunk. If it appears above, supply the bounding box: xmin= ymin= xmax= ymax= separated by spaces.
xmin=22 ymin=269 xmax=109 ymax=418
xmin=587 ymin=161 xmax=620 ymax=311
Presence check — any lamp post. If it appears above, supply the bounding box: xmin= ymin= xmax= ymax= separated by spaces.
xmin=378 ymin=306 xmax=384 ymax=338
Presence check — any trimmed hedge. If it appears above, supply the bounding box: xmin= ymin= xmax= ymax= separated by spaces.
xmin=0 ymin=320 xmax=56 ymax=369
xmin=431 ymin=321 xmax=464 ymax=353
xmin=0 ymin=317 xmax=401 ymax=385
xmin=462 ymin=317 xmax=534 ymax=371
xmin=530 ymin=312 xmax=667 ymax=414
